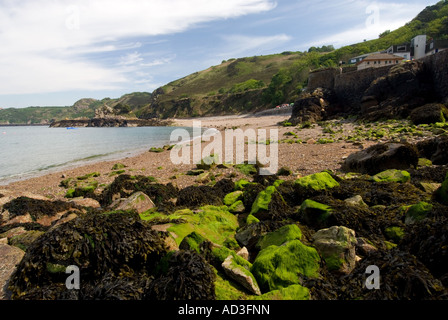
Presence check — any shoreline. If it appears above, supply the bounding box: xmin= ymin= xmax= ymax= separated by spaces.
xmin=0 ymin=114 xmax=371 ymax=200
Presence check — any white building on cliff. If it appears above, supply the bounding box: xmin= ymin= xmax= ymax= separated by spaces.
xmin=356 ymin=53 xmax=404 ymax=70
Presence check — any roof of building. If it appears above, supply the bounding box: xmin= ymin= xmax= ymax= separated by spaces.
xmin=356 ymin=53 xmax=404 ymax=65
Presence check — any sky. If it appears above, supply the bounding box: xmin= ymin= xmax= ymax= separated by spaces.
xmin=0 ymin=0 xmax=438 ymax=108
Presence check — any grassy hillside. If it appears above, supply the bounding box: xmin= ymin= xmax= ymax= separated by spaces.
xmin=0 ymin=92 xmax=152 ymax=125
xmin=0 ymin=106 xmax=95 ymax=125
xmin=137 ymin=51 xmax=324 ymax=118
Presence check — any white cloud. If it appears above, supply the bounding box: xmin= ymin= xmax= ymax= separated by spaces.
xmin=0 ymin=0 xmax=276 ymax=95
xmin=220 ymin=34 xmax=292 ymax=58
xmin=300 ymin=1 xmax=433 ymax=50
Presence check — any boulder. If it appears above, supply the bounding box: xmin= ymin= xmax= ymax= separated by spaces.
xmin=341 ymin=143 xmax=418 ymax=175
xmin=236 ymin=247 xmax=249 ymax=260
xmin=251 ymin=239 xmax=320 ymax=292
xmin=228 ymin=200 xmax=245 ymax=213
xmin=221 ymin=255 xmax=261 ymax=296
xmin=360 ymin=60 xmax=436 ymax=121
xmin=356 ymin=237 xmax=378 ymax=256
xmin=344 ymin=195 xmax=368 ymax=208
xmin=0 ymin=244 xmax=25 ymax=300
xmin=404 ymin=201 xmax=433 ymax=225
xmin=249 ymin=186 xmax=290 ymax=221
xmin=256 ymin=224 xmax=302 ymax=251
xmin=223 ymin=191 xmax=243 ymax=206
xmin=371 ymin=169 xmax=411 ymax=183
xmin=312 ymin=226 xmax=357 ymax=274
xmin=113 ymin=192 xmax=155 ymax=214
xmin=69 ymin=198 xmax=101 ymax=208
xmin=410 ymin=103 xmax=448 ymax=125
xmin=294 ymin=172 xmax=340 ymax=192
xmin=416 ymin=136 xmax=448 ymax=165
xmin=298 ymin=199 xmax=333 ymax=229
xmin=288 ymin=88 xmax=337 ymax=125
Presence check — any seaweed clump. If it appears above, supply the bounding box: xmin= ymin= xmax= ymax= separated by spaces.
xmin=100 ymin=174 xmax=178 ymax=212
xmin=144 ymin=250 xmax=216 ymax=300
xmin=8 ymin=210 xmax=169 ymax=300
xmin=3 ymin=197 xmax=76 ymax=221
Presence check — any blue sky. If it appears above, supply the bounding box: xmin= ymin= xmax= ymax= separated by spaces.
xmin=0 ymin=0 xmax=437 ymax=108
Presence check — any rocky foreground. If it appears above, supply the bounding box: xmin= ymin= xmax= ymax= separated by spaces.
xmin=1 ymin=126 xmax=448 ymax=300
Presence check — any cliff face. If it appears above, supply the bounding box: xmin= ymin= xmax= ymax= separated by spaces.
xmin=289 ymin=50 xmax=448 ymax=124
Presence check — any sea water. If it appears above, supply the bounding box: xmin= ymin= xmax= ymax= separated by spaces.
xmin=0 ymin=125 xmax=199 ymax=185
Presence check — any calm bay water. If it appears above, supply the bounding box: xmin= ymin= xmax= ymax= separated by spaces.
xmin=0 ymin=126 xmax=198 ymax=185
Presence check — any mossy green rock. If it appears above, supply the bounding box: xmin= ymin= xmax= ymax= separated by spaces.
xmin=143 ymin=205 xmax=239 ymax=246
xmin=178 ymin=231 xmax=207 ymax=253
xmin=418 ymin=158 xmax=432 ymax=167
xmin=250 ymin=186 xmax=276 ymax=215
xmin=256 ymin=224 xmax=302 ymax=251
xmin=251 ymin=284 xmax=310 ymax=300
xmin=384 ymin=226 xmax=405 ymax=242
xmin=404 ymin=201 xmax=433 ymax=224
xmin=246 ymin=214 xmax=260 ymax=225
xmin=372 ymin=169 xmax=411 ymax=183
xmin=223 ymin=191 xmax=243 ymax=206
xmin=295 ymin=172 xmax=340 ymax=191
xmin=299 ymin=199 xmax=333 ymax=226
xmin=251 ymin=239 xmax=320 ymax=292
xmin=234 ymin=179 xmax=251 ymax=190
xmin=228 ymin=200 xmax=245 ymax=213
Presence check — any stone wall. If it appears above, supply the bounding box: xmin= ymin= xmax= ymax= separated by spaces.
xmin=333 ymin=66 xmax=393 ymax=113
xmin=307 ymin=68 xmax=341 ymax=91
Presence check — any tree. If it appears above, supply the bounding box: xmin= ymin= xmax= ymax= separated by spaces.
xmin=379 ymin=30 xmax=391 ymax=38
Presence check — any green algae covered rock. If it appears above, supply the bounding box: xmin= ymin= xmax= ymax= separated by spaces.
xmin=404 ymin=201 xmax=433 ymax=224
xmin=179 ymin=231 xmax=207 ymax=253
xmin=372 ymin=169 xmax=411 ymax=183
xmin=143 ymin=205 xmax=239 ymax=247
xmin=250 ymin=186 xmax=276 ymax=215
xmin=295 ymin=172 xmax=340 ymax=192
xmin=234 ymin=179 xmax=251 ymax=190
xmin=384 ymin=226 xmax=405 ymax=243
xmin=228 ymin=200 xmax=245 ymax=213
xmin=223 ymin=191 xmax=243 ymax=206
xmin=249 ymin=186 xmax=289 ymax=221
xmin=256 ymin=224 xmax=302 ymax=251
xmin=251 ymin=239 xmax=320 ymax=292
xmin=251 ymin=284 xmax=310 ymax=300
xmin=298 ymin=199 xmax=333 ymax=228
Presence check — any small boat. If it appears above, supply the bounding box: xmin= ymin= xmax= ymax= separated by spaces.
xmin=66 ymin=127 xmax=77 ymax=130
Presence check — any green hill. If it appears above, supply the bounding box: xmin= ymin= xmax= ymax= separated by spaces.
xmin=0 ymin=92 xmax=152 ymax=125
